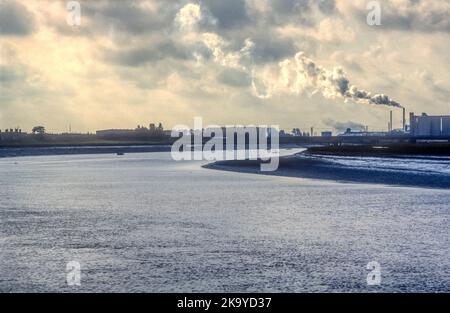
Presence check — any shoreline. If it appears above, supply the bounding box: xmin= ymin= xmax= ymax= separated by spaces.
xmin=204 ymin=153 xmax=450 ymax=189
xmin=306 ymin=143 xmax=450 ymax=157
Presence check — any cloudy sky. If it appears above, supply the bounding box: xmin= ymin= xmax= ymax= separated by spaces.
xmin=1 ymin=0 xmax=450 ymax=133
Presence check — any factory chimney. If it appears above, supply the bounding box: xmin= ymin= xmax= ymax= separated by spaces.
xmin=402 ymin=108 xmax=406 ymax=131
xmin=388 ymin=111 xmax=392 ymax=132
xmin=389 ymin=110 xmax=393 ymax=132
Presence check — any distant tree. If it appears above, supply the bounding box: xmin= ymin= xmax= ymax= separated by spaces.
xmin=32 ymin=126 xmax=46 ymax=135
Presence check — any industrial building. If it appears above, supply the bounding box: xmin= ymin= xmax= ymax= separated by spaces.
xmin=96 ymin=123 xmax=169 ymax=140
xmin=339 ymin=130 xmax=386 ymax=137
xmin=410 ymin=113 xmax=450 ymax=137
xmin=0 ymin=128 xmax=27 ymax=142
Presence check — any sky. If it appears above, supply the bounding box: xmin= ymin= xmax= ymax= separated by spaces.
xmin=1 ymin=0 xmax=450 ymax=133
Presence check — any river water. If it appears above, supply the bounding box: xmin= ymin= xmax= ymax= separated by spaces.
xmin=0 ymin=151 xmax=449 ymax=292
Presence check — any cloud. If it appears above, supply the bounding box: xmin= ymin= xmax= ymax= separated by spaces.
xmin=416 ymin=70 xmax=450 ymax=101
xmin=103 ymin=39 xmax=191 ymax=66
xmin=0 ymin=1 xmax=36 ymax=36
xmin=317 ymin=0 xmax=336 ymax=14
xmin=0 ymin=65 xmax=26 ymax=84
xmin=269 ymin=0 xmax=313 ymax=23
xmin=248 ymin=33 xmax=297 ymax=64
xmin=259 ymin=0 xmax=337 ymax=26
xmin=175 ymin=2 xmax=203 ymax=31
xmin=313 ymin=18 xmax=355 ymax=42
xmin=202 ymin=0 xmax=250 ymax=29
xmin=217 ymin=68 xmax=251 ymax=87
xmin=172 ymin=3 xmax=401 ymax=109
xmin=55 ymin=0 xmax=175 ymax=37
xmin=340 ymin=0 xmax=450 ymax=33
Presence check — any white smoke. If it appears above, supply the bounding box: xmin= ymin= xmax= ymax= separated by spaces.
xmin=273 ymin=52 xmax=402 ymax=108
xmin=175 ymin=3 xmax=402 ymax=109
xmin=324 ymin=118 xmax=366 ymax=132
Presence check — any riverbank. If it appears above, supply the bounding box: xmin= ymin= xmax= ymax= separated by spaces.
xmin=306 ymin=143 xmax=450 ymax=157
xmin=204 ymin=152 xmax=450 ymax=189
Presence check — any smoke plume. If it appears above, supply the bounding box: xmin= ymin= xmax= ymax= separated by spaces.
xmin=273 ymin=52 xmax=402 ymax=108
xmin=324 ymin=119 xmax=366 ymax=132
xmin=175 ymin=4 xmax=402 ymax=109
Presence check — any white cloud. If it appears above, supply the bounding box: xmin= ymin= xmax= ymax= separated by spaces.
xmin=175 ymin=3 xmax=203 ymax=32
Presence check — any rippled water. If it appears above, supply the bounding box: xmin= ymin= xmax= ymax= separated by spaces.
xmin=0 ymin=151 xmax=449 ymax=292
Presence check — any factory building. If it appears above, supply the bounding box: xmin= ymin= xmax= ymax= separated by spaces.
xmin=0 ymin=128 xmax=27 ymax=142
xmin=410 ymin=113 xmax=450 ymax=137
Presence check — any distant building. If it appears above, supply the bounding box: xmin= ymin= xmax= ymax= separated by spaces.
xmin=410 ymin=113 xmax=450 ymax=137
xmin=338 ymin=128 xmax=386 ymax=137
xmin=0 ymin=128 xmax=26 ymax=142
xmin=292 ymin=128 xmax=302 ymax=136
xmin=96 ymin=122 xmax=168 ymax=140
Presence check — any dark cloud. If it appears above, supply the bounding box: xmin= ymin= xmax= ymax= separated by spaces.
xmin=217 ymin=68 xmax=251 ymax=87
xmin=270 ymin=0 xmax=311 ymax=15
xmin=202 ymin=0 xmax=250 ymax=29
xmin=267 ymin=0 xmax=336 ymax=23
xmin=0 ymin=65 xmax=24 ymax=83
xmin=350 ymin=1 xmax=450 ymax=33
xmin=317 ymin=0 xmax=336 ymax=14
xmin=50 ymin=0 xmax=334 ymax=66
xmin=0 ymin=1 xmax=35 ymax=36
xmin=382 ymin=15 xmax=450 ymax=33
xmin=103 ymin=39 xmax=191 ymax=67
xmin=251 ymin=35 xmax=297 ymax=63
xmin=56 ymin=0 xmax=179 ymax=36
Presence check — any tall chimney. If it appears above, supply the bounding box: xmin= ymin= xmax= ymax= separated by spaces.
xmin=389 ymin=110 xmax=393 ymax=132
xmin=402 ymin=108 xmax=406 ymax=131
